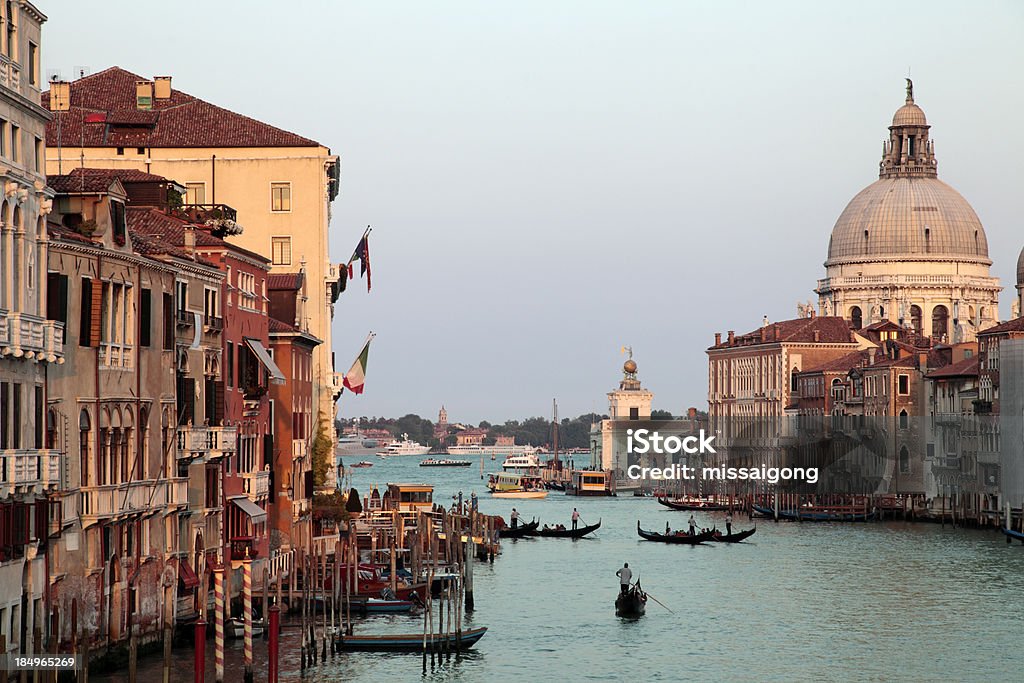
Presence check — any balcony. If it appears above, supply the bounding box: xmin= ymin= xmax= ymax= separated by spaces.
xmin=79 ymin=479 xmax=187 ymax=523
xmin=330 ymin=371 xmax=345 ymax=398
xmin=292 ymin=439 xmax=308 ymax=459
xmin=0 ymin=450 xmax=63 ymax=493
xmin=172 ymin=204 xmax=238 ymax=225
xmin=176 ymin=309 xmax=194 ymax=326
xmin=177 ymin=426 xmax=238 ymax=459
xmin=1 ymin=312 xmax=63 ymax=362
xmin=241 ymin=470 xmax=270 ymax=500
xmin=99 ymin=342 xmax=133 ymax=369
xmin=203 ymin=314 xmax=223 ymax=332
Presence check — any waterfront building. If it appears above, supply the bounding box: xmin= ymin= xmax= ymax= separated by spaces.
xmin=590 ymin=357 xmax=653 ymax=486
xmin=815 ymin=82 xmax=1000 ymax=342
xmin=0 ymin=0 xmax=59 ymax=657
xmin=268 ymin=270 xmax=321 ymax=552
xmin=997 ymin=339 xmax=1024 ymax=507
xmin=455 ymin=428 xmax=486 ymax=447
xmin=42 ymin=69 xmax=343 ymax=458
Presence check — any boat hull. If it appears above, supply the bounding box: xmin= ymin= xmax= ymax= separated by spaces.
xmin=337 ymin=626 xmax=488 ymax=652
xmin=636 ymin=521 xmax=716 ymax=544
xmin=531 ymin=520 xmax=601 ymax=539
xmin=657 ymin=497 xmax=731 ymax=511
xmin=1002 ymin=527 xmax=1024 ymax=544
xmin=711 ymin=527 xmax=756 ymax=543
xmin=492 ymin=490 xmax=548 ymax=499
xmin=752 ymin=504 xmax=875 ymax=522
xmin=499 ymin=519 xmax=540 ymax=538
xmin=615 ymin=587 xmax=647 ymax=618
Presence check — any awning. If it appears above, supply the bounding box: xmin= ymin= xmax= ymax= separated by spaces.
xmin=175 ymin=558 xmax=200 ymax=589
xmin=230 ymin=496 xmax=268 ymax=524
xmin=245 ymin=338 xmax=285 ymax=384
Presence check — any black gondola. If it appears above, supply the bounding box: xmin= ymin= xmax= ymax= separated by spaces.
xmin=615 ymin=582 xmax=647 ymax=618
xmin=636 ymin=521 xmax=716 ymax=544
xmin=499 ymin=518 xmax=540 ymax=538
xmin=711 ymin=527 xmax=756 ymax=543
xmin=531 ymin=519 xmax=601 ymax=538
xmin=657 ymin=497 xmax=731 ymax=512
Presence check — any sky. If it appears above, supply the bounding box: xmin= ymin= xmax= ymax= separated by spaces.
xmin=42 ymin=1 xmax=1024 ymax=425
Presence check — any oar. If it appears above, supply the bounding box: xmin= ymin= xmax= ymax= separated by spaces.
xmin=634 ymin=573 xmax=673 ymax=613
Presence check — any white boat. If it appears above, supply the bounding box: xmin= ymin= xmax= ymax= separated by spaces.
xmin=487 ymin=472 xmax=548 ymax=499
xmin=376 ymin=434 xmax=431 ymax=457
xmin=501 ymin=453 xmax=542 ymax=471
xmin=337 ymin=433 xmax=378 ymax=456
xmin=227 ymin=617 xmax=265 ymax=639
xmin=420 ymin=458 xmax=472 ymax=467
xmin=447 ymin=444 xmax=539 ymax=458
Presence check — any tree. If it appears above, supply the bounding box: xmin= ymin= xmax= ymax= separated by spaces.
xmin=651 ymin=409 xmax=674 ymax=420
xmin=311 ymin=413 xmax=333 ymax=487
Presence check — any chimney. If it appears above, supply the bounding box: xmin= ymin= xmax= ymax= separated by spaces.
xmin=727 ymin=330 xmax=735 ymax=346
xmin=774 ymin=326 xmax=780 ymax=341
xmin=154 ymin=76 xmax=172 ymax=100
xmin=868 ymin=347 xmax=877 ymax=365
xmin=760 ymin=327 xmax=766 ymax=342
xmin=813 ymin=330 xmax=820 ymax=343
xmin=918 ymin=352 xmax=928 ymax=373
xmin=184 ymin=226 xmax=196 ymax=257
xmin=136 ymin=80 xmax=154 ymax=110
xmin=714 ymin=332 xmax=722 ymax=346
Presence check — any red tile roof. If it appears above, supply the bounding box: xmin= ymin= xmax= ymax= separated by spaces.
xmin=127 ymin=206 xmax=269 ymax=264
xmin=268 ymin=318 xmax=298 ymax=334
xmin=268 ymin=273 xmax=304 ymax=291
xmin=926 ymin=355 xmax=980 ymax=379
xmin=801 ymin=350 xmax=869 ymax=374
xmin=49 ymin=167 xmax=171 ymax=195
xmin=44 ymin=67 xmax=321 ymax=149
xmin=710 ymin=316 xmax=854 ymax=349
xmin=978 ymin=317 xmax=1024 ymax=335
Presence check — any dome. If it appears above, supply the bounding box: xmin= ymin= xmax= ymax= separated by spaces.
xmin=1017 ymin=246 xmax=1024 ymax=287
xmin=826 ymin=177 xmax=990 ymax=266
xmin=892 ymin=102 xmax=927 ymax=127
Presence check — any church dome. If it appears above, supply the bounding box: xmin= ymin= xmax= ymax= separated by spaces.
xmin=1017 ymin=246 xmax=1024 ymax=288
xmin=825 ymin=81 xmax=990 ymax=267
xmin=825 ymin=177 xmax=989 ymax=266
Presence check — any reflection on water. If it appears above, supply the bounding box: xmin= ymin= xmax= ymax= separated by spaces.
xmin=94 ymin=458 xmax=1024 ymax=681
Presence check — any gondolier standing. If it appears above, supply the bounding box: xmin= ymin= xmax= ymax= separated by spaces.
xmin=511 ymin=508 xmax=520 ymax=529
xmin=571 ymin=508 xmax=580 ymax=530
xmin=725 ymin=511 xmax=733 ymax=535
xmin=616 ymin=563 xmax=632 ymax=594
xmin=688 ymin=514 xmax=697 ymax=536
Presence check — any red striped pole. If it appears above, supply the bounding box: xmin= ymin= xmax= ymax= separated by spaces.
xmin=268 ymin=604 xmax=280 ymax=683
xmin=243 ymin=553 xmax=254 ymax=683
xmin=194 ymin=618 xmax=206 ymax=683
xmin=213 ymin=569 xmax=224 ymax=683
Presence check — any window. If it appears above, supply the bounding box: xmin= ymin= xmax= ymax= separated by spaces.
xmin=28 ymin=41 xmax=38 ymax=86
xmin=99 ymin=281 xmax=133 ymax=367
xmin=185 ymin=182 xmax=206 ymax=205
xmin=162 ymin=292 xmax=174 ymax=350
xmin=271 ymin=237 xmax=292 ymax=266
xmin=136 ymin=147 xmax=145 ymax=155
xmin=116 ymin=147 xmax=124 ymax=156
xmin=46 ymin=272 xmax=68 ymax=342
xmin=110 ymin=200 xmax=126 ymax=245
xmin=79 ymin=278 xmax=93 ymax=347
xmin=33 ymin=137 xmax=41 ymax=173
xmin=10 ymin=124 xmax=18 ymax=163
xmin=203 ymin=287 xmax=220 ymax=328
xmin=34 ymin=386 xmax=43 ymax=449
xmin=0 ymin=382 xmax=7 ymax=449
xmin=899 ymin=446 xmax=910 ymax=474
xmin=176 ymin=280 xmax=188 ymax=318
xmin=226 ymin=342 xmax=234 ymax=388
xmin=270 ymin=182 xmax=291 ymax=212
xmin=897 ymin=374 xmax=909 ymax=395
xmin=139 ymin=288 xmax=152 ymax=347
xmin=5 ymin=2 xmax=15 ymax=60
xmin=899 ymin=409 xmax=908 ymax=430
xmin=0 ymin=119 xmax=6 ymax=157
xmin=238 ymin=272 xmax=256 ymax=310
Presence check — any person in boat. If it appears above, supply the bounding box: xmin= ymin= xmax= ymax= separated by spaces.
xmin=666 ymin=521 xmax=671 ymax=535
xmin=616 ymin=563 xmax=632 ymax=594
xmin=688 ymin=514 xmax=697 ymax=536
xmin=572 ymin=508 xmax=580 ymax=530
xmin=511 ymin=508 xmax=520 ymax=529
xmin=725 ymin=511 xmax=733 ymax=535
xmin=542 ymin=524 xmax=551 ymax=531
xmin=556 ymin=523 xmax=565 ymax=531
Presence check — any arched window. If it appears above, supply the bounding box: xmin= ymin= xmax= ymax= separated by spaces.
xmin=899 ymin=409 xmax=908 ymax=430
xmin=910 ymin=305 xmax=923 ymax=334
xmin=899 ymin=446 xmax=910 ymax=473
xmin=932 ymin=305 xmax=949 ymax=341
xmin=849 ymin=306 xmax=862 ymax=330
xmin=79 ymin=410 xmax=92 ymax=488
xmin=790 ymin=367 xmax=800 ymax=392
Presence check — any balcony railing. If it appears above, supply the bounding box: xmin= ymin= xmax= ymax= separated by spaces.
xmin=330 ymin=371 xmax=344 ymax=398
xmin=203 ymin=315 xmax=223 ymax=332
xmin=1 ymin=312 xmax=59 ymax=361
xmin=80 ymin=478 xmax=187 ymax=521
xmin=176 ymin=309 xmax=194 ymax=326
xmin=0 ymin=309 xmax=9 ymax=347
xmin=172 ymin=203 xmax=238 ymax=224
xmin=177 ymin=426 xmax=238 ymax=458
xmin=0 ymin=450 xmax=63 ymax=492
xmin=292 ymin=439 xmax=308 ymax=459
xmin=241 ymin=470 xmax=270 ymax=500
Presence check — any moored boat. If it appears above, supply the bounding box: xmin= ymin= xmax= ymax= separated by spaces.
xmin=227 ymin=617 xmax=265 ymax=639
xmin=657 ymin=497 xmax=731 ymax=511
xmin=336 ymin=626 xmax=488 ymax=652
xmin=350 ymin=461 xmax=374 ymax=468
xmin=615 ymin=582 xmax=647 ymax=618
xmin=636 ymin=521 xmax=716 ymax=544
xmin=711 ymin=527 xmax=756 ymax=543
xmin=751 ymin=504 xmax=875 ymax=522
xmin=498 ymin=518 xmax=540 ymax=538
xmin=1002 ymin=527 xmax=1024 ymax=544
xmin=532 ymin=519 xmax=601 ymax=539
xmin=487 ymin=472 xmax=548 ymax=499
xmin=376 ymin=434 xmax=432 ymax=457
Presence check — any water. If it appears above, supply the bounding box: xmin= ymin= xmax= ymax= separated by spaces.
xmin=97 ymin=456 xmax=1024 ymax=681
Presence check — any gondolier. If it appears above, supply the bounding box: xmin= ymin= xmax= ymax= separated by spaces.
xmin=511 ymin=508 xmax=520 ymax=529
xmin=571 ymin=508 xmax=580 ymax=530
xmin=688 ymin=514 xmax=696 ymax=536
xmin=616 ymin=563 xmax=632 ymax=593
xmin=725 ymin=512 xmax=733 ymax=535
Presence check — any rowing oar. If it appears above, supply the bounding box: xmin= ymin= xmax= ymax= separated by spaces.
xmin=635 ymin=573 xmax=673 ymax=613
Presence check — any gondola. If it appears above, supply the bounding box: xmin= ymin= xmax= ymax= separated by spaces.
xmin=498 ymin=518 xmax=540 ymax=538
xmin=615 ymin=582 xmax=647 ymax=618
xmin=657 ymin=497 xmax=731 ymax=512
xmin=711 ymin=527 xmax=756 ymax=543
xmin=531 ymin=519 xmax=601 ymax=538
xmin=751 ymin=504 xmax=875 ymax=522
xmin=1002 ymin=527 xmax=1024 ymax=544
xmin=636 ymin=521 xmax=716 ymax=544
xmin=336 ymin=626 xmax=488 ymax=652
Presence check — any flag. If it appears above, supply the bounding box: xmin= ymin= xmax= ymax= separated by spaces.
xmin=342 ymin=334 xmax=374 ymax=394
xmin=347 ymin=227 xmax=372 ymax=293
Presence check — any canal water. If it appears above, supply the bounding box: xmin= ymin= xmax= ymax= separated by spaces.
xmin=96 ymin=456 xmax=1024 ymax=681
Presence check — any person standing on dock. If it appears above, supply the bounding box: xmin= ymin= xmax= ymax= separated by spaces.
xmin=616 ymin=563 xmax=632 ymax=594
xmin=571 ymin=508 xmax=580 ymax=530
xmin=471 ymin=491 xmax=478 ymax=511
xmin=688 ymin=514 xmax=697 ymax=536
xmin=725 ymin=512 xmax=733 ymax=535
xmin=511 ymin=508 xmax=520 ymax=529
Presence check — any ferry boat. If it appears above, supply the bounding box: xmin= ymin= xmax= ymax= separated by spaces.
xmin=501 ymin=453 xmax=542 ymax=471
xmin=419 ymin=458 xmax=471 ymax=467
xmin=376 ymin=434 xmax=431 ymax=457
xmin=565 ymin=469 xmax=616 ymax=496
xmin=447 ymin=444 xmax=539 ymax=458
xmin=486 ymin=473 xmax=548 ymax=499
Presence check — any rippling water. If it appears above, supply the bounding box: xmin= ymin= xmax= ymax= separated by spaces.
xmin=96 ymin=456 xmax=1024 ymax=681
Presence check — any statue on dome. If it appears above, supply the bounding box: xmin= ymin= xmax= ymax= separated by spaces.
xmin=906 ymin=77 xmax=913 ymax=102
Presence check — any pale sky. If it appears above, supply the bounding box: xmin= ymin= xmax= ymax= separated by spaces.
xmin=43 ymin=1 xmax=1024 ymax=424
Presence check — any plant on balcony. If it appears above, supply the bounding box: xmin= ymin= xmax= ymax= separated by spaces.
xmin=313 ymin=490 xmax=349 ymax=527
xmin=206 ymin=218 xmax=242 ymax=238
xmin=311 ymin=414 xmax=332 ymax=487
xmin=242 ymin=384 xmax=268 ymax=401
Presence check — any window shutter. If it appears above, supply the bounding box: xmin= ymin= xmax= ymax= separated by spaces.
xmin=79 ymin=278 xmax=93 ymax=347
xmin=163 ymin=292 xmax=174 ymax=350
xmin=214 ymin=381 xmax=225 ymax=424
xmin=140 ymin=289 xmax=152 ymax=347
xmin=90 ymin=281 xmax=103 ymax=347
xmin=304 ymin=470 xmax=314 ymax=499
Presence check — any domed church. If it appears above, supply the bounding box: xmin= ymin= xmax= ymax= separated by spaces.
xmin=816 ymin=80 xmax=1001 ymax=343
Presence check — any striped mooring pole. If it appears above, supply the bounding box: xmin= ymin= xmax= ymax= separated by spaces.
xmin=214 ymin=569 xmax=225 ymax=683
xmin=243 ymin=553 xmax=254 ymax=683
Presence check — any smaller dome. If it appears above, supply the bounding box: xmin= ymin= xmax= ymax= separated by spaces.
xmin=893 ymin=102 xmax=927 ymax=127
xmin=1017 ymin=246 xmax=1024 ymax=288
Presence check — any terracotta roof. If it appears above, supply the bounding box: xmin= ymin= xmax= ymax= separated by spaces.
xmin=801 ymin=350 xmax=870 ymax=375
xmin=129 ymin=229 xmax=219 ymax=268
xmin=978 ymin=317 xmax=1024 ymax=336
xmin=47 ymin=220 xmax=98 ymax=245
xmin=710 ymin=316 xmax=854 ymax=349
xmin=44 ymin=67 xmax=321 ymax=149
xmin=268 ymin=273 xmax=303 ymax=291
xmin=268 ymin=318 xmax=298 ymax=333
xmin=127 ymin=207 xmax=225 ymax=247
xmin=48 ymin=171 xmax=125 ymax=195
xmin=926 ymin=355 xmax=980 ymax=379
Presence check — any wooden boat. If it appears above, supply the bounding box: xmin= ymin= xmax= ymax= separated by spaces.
xmin=336 ymin=626 xmax=488 ymax=652
xmin=1002 ymin=527 xmax=1024 ymax=544
xmin=350 ymin=597 xmax=416 ymax=614
xmin=615 ymin=582 xmax=647 ymax=618
xmin=227 ymin=618 xmax=265 ymax=639
xmin=751 ymin=504 xmax=875 ymax=522
xmin=657 ymin=497 xmax=731 ymax=512
xmin=532 ymin=519 xmax=601 ymax=539
xmin=711 ymin=527 xmax=756 ymax=543
xmin=492 ymin=489 xmax=548 ymax=499
xmin=636 ymin=521 xmax=716 ymax=544
xmin=499 ymin=518 xmax=540 ymax=538
xmin=350 ymin=461 xmax=374 ymax=468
